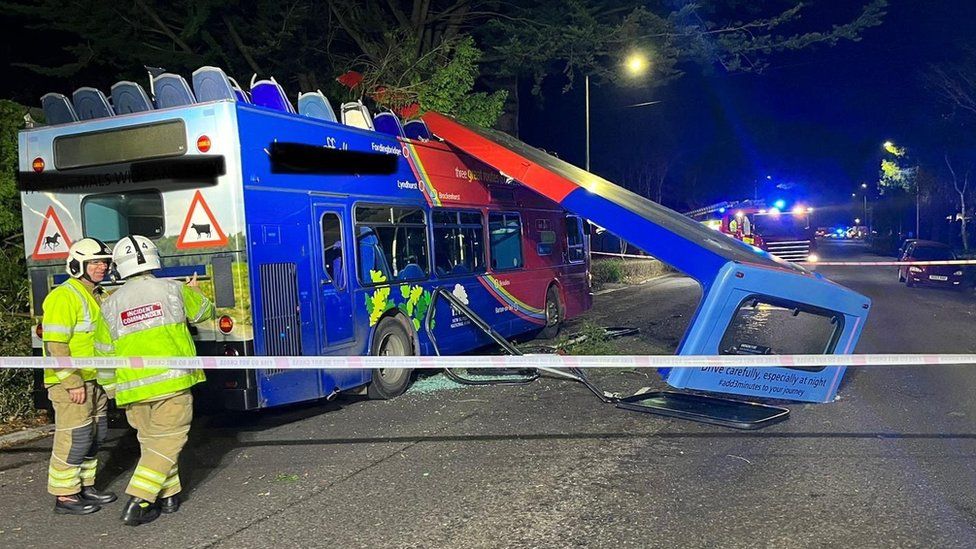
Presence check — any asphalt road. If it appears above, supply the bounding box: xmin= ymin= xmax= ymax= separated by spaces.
xmin=2 ymin=240 xmax=976 ymax=548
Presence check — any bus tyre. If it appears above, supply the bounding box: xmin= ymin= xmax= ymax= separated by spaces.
xmin=367 ymin=317 xmax=414 ymax=399
xmin=538 ymin=286 xmax=563 ymax=339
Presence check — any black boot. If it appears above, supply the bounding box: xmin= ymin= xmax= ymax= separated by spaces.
xmin=54 ymin=495 xmax=101 ymax=515
xmin=80 ymin=486 xmax=117 ymax=504
xmin=121 ymin=497 xmax=160 ymax=526
xmin=159 ymin=495 xmax=180 ymax=514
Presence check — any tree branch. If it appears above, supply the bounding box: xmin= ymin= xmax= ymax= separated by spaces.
xmin=134 ymin=0 xmax=194 ymax=54
xmin=222 ymin=14 xmax=263 ymax=75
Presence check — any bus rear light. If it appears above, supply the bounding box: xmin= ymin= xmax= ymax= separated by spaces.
xmin=218 ymin=315 xmax=234 ymax=334
xmin=223 ymin=345 xmax=240 ymax=356
xmin=224 ymin=380 xmax=239 ymax=388
xmin=197 ymin=135 xmax=212 ymax=153
xmin=32 ymin=157 xmax=45 ymax=172
xmin=35 ymin=324 xmax=43 ymax=338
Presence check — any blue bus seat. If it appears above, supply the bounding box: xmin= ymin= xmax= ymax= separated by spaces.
xmin=357 ymin=229 xmax=392 ymax=282
xmin=250 ymin=75 xmax=295 ymax=113
xmin=110 ymin=81 xmax=153 ymax=114
xmin=228 ymin=76 xmax=250 ymax=103
xmin=341 ymin=101 xmax=374 ymax=130
xmin=298 ymin=91 xmax=337 ymax=122
xmin=40 ymin=93 xmax=79 ymax=125
xmin=373 ymin=112 xmax=405 ymax=137
xmin=323 ymin=241 xmax=345 ymax=287
xmin=404 ymin=119 xmax=432 ymax=140
xmin=397 ymin=263 xmax=425 ymax=281
xmin=192 ymin=66 xmax=240 ymax=103
xmin=451 ymin=263 xmax=470 ymax=275
xmin=72 ymin=88 xmax=115 ymax=120
xmin=154 ymin=73 xmax=196 ymax=109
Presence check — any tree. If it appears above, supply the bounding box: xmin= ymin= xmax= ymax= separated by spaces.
xmin=878 ymin=142 xmax=920 ymax=237
xmin=3 ymin=1 xmax=342 ymax=97
xmin=0 ymin=100 xmax=28 ymax=238
xmin=6 ymin=0 xmax=888 ymax=129
xmin=944 ymin=154 xmax=972 ymax=251
xmin=485 ymin=1 xmax=887 ymax=92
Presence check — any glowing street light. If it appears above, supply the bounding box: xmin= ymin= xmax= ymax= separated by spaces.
xmin=586 ymin=52 xmax=650 ymax=171
xmin=625 ymin=52 xmax=649 ymax=76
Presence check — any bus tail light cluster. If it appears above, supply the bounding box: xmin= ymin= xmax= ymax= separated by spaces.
xmin=197 ymin=135 xmax=212 ymax=153
xmin=35 ymin=324 xmax=43 ymax=338
xmin=218 ymin=315 xmax=234 ymax=334
xmin=32 ymin=158 xmax=45 ymax=172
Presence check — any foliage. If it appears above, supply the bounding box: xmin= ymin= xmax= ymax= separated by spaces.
xmin=2 ymin=0 xmax=341 ymax=94
xmin=353 ymin=34 xmax=507 ymax=126
xmin=415 ymin=37 xmax=506 ymax=127
xmin=591 ymin=258 xmax=671 ymax=286
xmin=0 ymin=100 xmax=27 ymax=236
xmin=879 ymin=154 xmax=917 ymax=195
xmin=6 ymin=1 xmax=886 ymax=130
xmin=592 ymin=259 xmax=623 ymax=285
xmin=0 ymin=102 xmax=39 ymax=418
xmin=558 ymin=322 xmax=618 ymax=355
xmin=0 ymin=245 xmax=33 ymax=420
xmin=483 ymin=0 xmax=888 ymax=95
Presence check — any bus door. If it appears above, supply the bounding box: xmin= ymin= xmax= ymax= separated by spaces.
xmin=310 ymin=201 xmax=366 ymax=392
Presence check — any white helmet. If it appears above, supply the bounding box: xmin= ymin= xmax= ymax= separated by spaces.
xmin=66 ymin=238 xmax=112 ymax=279
xmin=112 ymin=235 xmax=161 ymax=279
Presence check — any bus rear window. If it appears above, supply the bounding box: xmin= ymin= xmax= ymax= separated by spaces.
xmin=719 ymin=297 xmax=841 ymax=371
xmin=82 ymin=191 xmax=164 ymax=242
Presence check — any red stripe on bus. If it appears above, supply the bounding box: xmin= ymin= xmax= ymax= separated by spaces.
xmin=421 ymin=112 xmax=578 ymax=203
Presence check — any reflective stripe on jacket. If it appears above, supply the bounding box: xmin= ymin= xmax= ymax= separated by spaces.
xmin=41 ymin=278 xmax=102 ymax=386
xmin=96 ymin=275 xmax=214 ymax=405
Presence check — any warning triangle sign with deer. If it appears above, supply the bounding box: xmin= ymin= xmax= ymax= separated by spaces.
xmin=177 ymin=191 xmax=228 ymax=249
xmin=31 ymin=206 xmax=73 ymax=260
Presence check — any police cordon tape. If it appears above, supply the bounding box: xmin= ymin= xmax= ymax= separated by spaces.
xmin=3 ymin=354 xmax=976 ymax=370
xmin=801 ymin=260 xmax=976 ymax=266
xmin=590 ymin=251 xmax=976 ymax=267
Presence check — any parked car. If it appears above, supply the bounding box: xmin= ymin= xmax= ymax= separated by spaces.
xmin=896 ymin=238 xmax=917 ymax=259
xmin=897 ymin=240 xmax=965 ymax=290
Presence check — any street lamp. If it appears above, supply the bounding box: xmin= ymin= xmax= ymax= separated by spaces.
xmin=585 ymin=52 xmax=649 ymax=171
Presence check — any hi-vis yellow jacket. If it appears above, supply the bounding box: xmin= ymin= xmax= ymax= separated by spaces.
xmin=95 ymin=274 xmax=214 ymax=405
xmin=41 ymin=278 xmax=107 ymax=388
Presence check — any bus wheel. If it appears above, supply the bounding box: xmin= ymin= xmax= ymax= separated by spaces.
xmin=538 ymin=286 xmax=563 ymax=339
xmin=367 ymin=317 xmax=414 ymax=399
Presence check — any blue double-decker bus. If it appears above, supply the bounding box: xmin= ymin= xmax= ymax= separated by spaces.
xmin=18 ymin=68 xmax=591 ymax=410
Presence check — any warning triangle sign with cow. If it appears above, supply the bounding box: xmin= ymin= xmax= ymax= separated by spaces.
xmin=31 ymin=206 xmax=72 ymax=260
xmin=177 ymin=191 xmax=228 ymax=249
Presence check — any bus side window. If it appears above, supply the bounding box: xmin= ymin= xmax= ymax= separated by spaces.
xmin=565 ymin=215 xmax=585 ymax=263
xmin=321 ymin=213 xmax=344 ymax=289
xmin=489 ymin=212 xmax=523 ymax=271
xmin=433 ymin=209 xmax=486 ymax=277
xmin=355 ymin=205 xmax=429 ymax=284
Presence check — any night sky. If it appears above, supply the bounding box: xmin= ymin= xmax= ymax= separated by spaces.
xmin=520 ymin=0 xmax=976 ymax=225
xmin=3 ymin=1 xmax=974 ymax=227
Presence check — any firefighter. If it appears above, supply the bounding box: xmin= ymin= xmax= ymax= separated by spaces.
xmin=42 ymin=237 xmax=117 ymax=515
xmin=94 ymin=235 xmax=214 ymax=526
